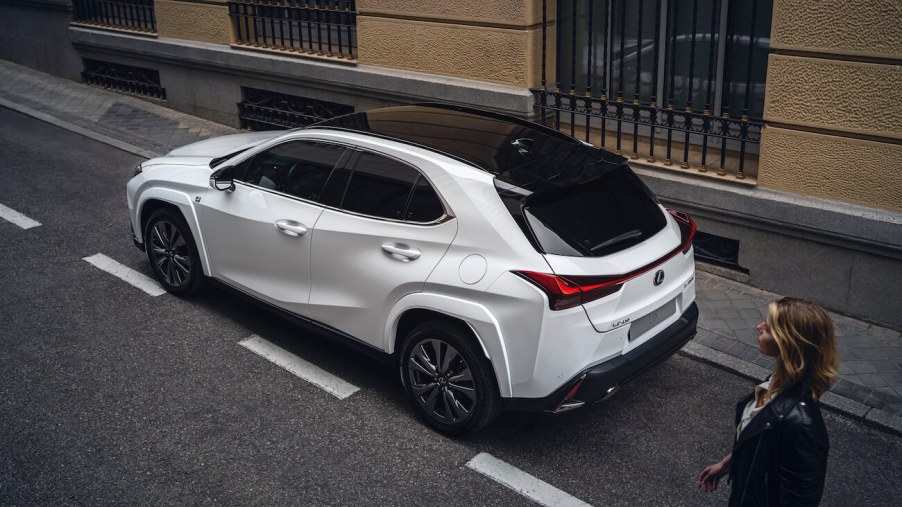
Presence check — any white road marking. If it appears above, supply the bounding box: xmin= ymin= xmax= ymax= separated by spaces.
xmin=239 ymin=335 xmax=360 ymax=400
xmin=466 ymin=453 xmax=593 ymax=507
xmin=0 ymin=202 xmax=41 ymax=229
xmin=82 ymin=253 xmax=166 ymax=297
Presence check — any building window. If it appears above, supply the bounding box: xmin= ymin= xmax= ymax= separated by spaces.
xmin=534 ymin=0 xmax=773 ymax=179
xmin=72 ymin=0 xmax=157 ymax=33
xmin=238 ymin=87 xmax=353 ymax=130
xmin=81 ymin=58 xmax=165 ymax=99
xmin=229 ymin=0 xmax=358 ymax=60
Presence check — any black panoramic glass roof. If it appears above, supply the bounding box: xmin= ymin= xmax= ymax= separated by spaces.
xmin=314 ymin=104 xmax=626 ymax=190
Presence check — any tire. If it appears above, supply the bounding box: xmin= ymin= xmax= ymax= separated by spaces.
xmin=399 ymin=320 xmax=501 ymax=434
xmin=144 ymin=208 xmax=205 ymax=296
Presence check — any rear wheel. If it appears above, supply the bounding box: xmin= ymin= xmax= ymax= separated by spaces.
xmin=400 ymin=320 xmax=500 ymax=434
xmin=144 ymin=208 xmax=204 ymax=295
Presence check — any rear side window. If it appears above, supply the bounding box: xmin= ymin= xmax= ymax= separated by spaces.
xmin=239 ymin=141 xmax=345 ymax=201
xmin=505 ymin=165 xmax=667 ymax=257
xmin=340 ymin=152 xmax=444 ymax=222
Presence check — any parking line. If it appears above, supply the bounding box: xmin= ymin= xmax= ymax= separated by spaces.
xmin=238 ymin=335 xmax=360 ymax=400
xmin=0 ymin=202 xmax=41 ymax=229
xmin=82 ymin=253 xmax=166 ymax=296
xmin=466 ymin=453 xmax=592 ymax=507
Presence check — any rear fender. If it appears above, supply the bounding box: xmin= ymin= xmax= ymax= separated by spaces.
xmin=385 ymin=293 xmax=513 ymax=398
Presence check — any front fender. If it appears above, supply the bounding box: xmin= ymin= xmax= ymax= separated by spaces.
xmin=134 ymin=187 xmax=212 ymax=277
xmin=385 ymin=293 xmax=513 ymax=398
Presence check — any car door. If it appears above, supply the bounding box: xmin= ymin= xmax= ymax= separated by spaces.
xmin=308 ymin=150 xmax=457 ymax=348
xmin=198 ymin=140 xmax=348 ymax=316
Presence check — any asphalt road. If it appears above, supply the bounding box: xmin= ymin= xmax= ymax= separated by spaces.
xmin=1 ymin=107 xmax=900 ymax=506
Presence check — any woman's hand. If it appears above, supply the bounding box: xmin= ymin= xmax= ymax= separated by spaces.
xmin=697 ymin=453 xmax=732 ymax=493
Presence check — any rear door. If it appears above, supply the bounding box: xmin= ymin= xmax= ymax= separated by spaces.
xmin=308 ymin=150 xmax=457 ymax=348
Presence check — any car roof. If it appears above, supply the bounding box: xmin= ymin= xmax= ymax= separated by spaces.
xmin=314 ymin=104 xmax=626 ymax=192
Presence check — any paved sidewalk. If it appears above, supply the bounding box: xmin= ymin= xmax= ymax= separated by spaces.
xmin=2 ymin=58 xmax=900 ymax=434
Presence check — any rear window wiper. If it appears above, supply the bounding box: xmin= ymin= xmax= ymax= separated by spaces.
xmin=589 ymin=229 xmax=642 ymax=253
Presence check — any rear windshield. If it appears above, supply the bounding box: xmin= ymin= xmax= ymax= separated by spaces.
xmin=497 ymin=164 xmax=667 ymax=257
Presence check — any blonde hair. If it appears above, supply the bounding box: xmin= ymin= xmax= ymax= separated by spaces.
xmin=766 ymin=297 xmax=839 ymax=401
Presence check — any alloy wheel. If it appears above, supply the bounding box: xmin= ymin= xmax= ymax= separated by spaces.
xmin=148 ymin=220 xmax=192 ymax=288
xmin=406 ymin=338 xmax=477 ymax=424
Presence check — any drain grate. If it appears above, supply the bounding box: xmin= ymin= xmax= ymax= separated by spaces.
xmin=82 ymin=59 xmax=165 ymax=100
xmin=238 ymin=87 xmax=353 ymax=131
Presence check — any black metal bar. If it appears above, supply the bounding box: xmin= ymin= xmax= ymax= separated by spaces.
xmin=586 ymin=0 xmax=594 ymax=143
xmin=737 ymin=0 xmax=758 ymax=178
xmin=682 ymin=0 xmax=699 ymax=168
xmin=615 ymin=0 xmax=625 ymax=154
xmin=665 ymin=0 xmax=679 ymax=165
xmin=569 ymin=0 xmax=577 ymax=137
xmin=539 ymin=0 xmax=547 ymax=122
xmin=632 ymin=0 xmax=644 ymax=158
xmin=720 ymin=0 xmax=737 ymax=174
xmin=601 ymin=0 xmax=610 ymax=147
xmin=648 ymin=0 xmax=661 ymax=162
xmin=701 ymin=0 xmax=719 ymax=171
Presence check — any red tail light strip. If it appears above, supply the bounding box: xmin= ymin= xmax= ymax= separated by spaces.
xmin=515 ymin=209 xmax=696 ymax=310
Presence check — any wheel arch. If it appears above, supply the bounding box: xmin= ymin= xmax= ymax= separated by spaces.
xmin=386 ymin=294 xmax=513 ymax=398
xmin=136 ymin=190 xmax=211 ymax=276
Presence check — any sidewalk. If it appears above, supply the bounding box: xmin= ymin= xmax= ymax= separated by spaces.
xmin=2 ymin=58 xmax=900 ymax=435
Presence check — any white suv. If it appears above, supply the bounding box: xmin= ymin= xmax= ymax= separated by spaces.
xmin=127 ymin=104 xmax=698 ymax=434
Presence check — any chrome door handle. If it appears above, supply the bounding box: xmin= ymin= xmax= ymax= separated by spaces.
xmin=274 ymin=219 xmax=308 ymax=237
xmin=381 ymin=243 xmax=421 ymax=261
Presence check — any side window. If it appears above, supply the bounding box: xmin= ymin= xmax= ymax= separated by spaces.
xmin=238 ymin=141 xmax=345 ymax=201
xmin=341 ymin=152 xmax=419 ymax=220
xmin=405 ymin=176 xmax=444 ymax=222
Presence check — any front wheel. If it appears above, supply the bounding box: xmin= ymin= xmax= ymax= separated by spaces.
xmin=144 ymin=208 xmax=204 ymax=295
xmin=400 ymin=320 xmax=500 ymax=434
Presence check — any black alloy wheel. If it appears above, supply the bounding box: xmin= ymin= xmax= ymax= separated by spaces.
xmin=145 ymin=208 xmax=204 ymax=295
xmin=400 ymin=321 xmax=500 ymax=434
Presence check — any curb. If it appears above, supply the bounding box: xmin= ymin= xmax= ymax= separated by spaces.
xmin=0 ymin=97 xmax=162 ymax=159
xmin=680 ymin=341 xmax=902 ymax=437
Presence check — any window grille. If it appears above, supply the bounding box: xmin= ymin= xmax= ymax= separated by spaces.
xmin=229 ymin=0 xmax=358 ymax=60
xmin=239 ymin=87 xmax=353 ymax=130
xmin=82 ymin=59 xmax=166 ymax=99
xmin=533 ymin=0 xmax=773 ymax=179
xmin=72 ymin=0 xmax=157 ymax=32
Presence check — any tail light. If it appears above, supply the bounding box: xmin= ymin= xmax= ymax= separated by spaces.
xmin=516 ymin=209 xmax=696 ymax=311
xmin=666 ymin=208 xmax=697 ymax=254
xmin=513 ymin=271 xmax=624 ymax=310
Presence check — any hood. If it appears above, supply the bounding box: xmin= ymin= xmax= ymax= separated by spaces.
xmin=166 ymin=130 xmax=284 ymax=157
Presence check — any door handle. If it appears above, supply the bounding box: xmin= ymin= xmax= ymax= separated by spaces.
xmin=381 ymin=243 xmax=421 ymax=261
xmin=274 ymin=219 xmax=308 ymax=237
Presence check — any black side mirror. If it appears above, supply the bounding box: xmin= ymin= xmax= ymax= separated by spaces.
xmin=210 ymin=166 xmax=235 ymax=192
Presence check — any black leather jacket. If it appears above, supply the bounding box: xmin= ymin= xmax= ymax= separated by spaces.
xmin=729 ymin=380 xmax=829 ymax=506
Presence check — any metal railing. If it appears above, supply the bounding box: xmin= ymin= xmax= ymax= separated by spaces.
xmin=82 ymin=58 xmax=166 ymax=99
xmin=229 ymin=0 xmax=358 ymax=59
xmin=72 ymin=0 xmax=156 ymax=33
xmin=239 ymin=87 xmax=353 ymax=130
xmin=533 ymin=0 xmax=772 ymax=179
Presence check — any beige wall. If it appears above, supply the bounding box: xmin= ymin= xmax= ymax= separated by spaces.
xmin=759 ymin=0 xmax=902 ymax=212
xmin=357 ymin=0 xmax=545 ymax=87
xmin=155 ymin=0 xmax=231 ymax=45
xmin=759 ymin=127 xmax=902 ymax=212
xmin=771 ymin=0 xmax=902 ymax=60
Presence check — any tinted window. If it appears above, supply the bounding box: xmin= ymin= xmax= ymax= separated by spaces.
xmin=405 ymin=176 xmax=444 ymax=222
xmin=341 ymin=153 xmax=419 ymax=220
xmin=239 ymin=141 xmax=345 ymax=200
xmin=514 ymin=165 xmax=667 ymax=257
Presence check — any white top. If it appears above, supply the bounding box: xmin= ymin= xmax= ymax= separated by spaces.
xmin=737 ymin=380 xmax=771 ymax=440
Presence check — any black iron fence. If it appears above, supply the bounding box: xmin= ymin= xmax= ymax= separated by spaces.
xmin=239 ymin=87 xmax=353 ymax=130
xmin=82 ymin=58 xmax=166 ymax=99
xmin=533 ymin=0 xmax=772 ymax=178
xmin=72 ymin=0 xmax=156 ymax=32
xmin=229 ymin=0 xmax=358 ymax=59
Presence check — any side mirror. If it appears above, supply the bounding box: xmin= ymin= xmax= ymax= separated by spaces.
xmin=210 ymin=166 xmax=235 ymax=192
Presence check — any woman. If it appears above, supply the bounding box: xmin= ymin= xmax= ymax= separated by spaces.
xmin=697 ymin=297 xmax=839 ymax=506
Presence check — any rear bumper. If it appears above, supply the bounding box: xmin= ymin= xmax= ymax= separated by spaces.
xmin=504 ymin=302 xmax=698 ymax=413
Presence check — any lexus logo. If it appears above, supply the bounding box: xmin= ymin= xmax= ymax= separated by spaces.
xmin=653 ymin=270 xmax=665 ymax=286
